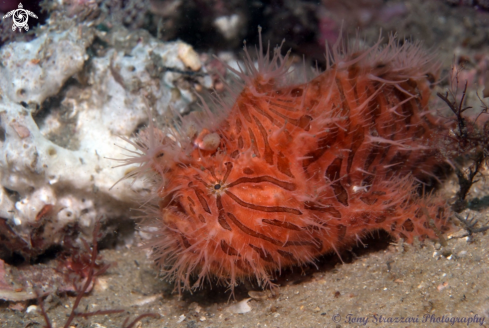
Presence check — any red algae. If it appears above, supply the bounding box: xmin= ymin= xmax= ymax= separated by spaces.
xmin=118 ymin=31 xmax=451 ymax=293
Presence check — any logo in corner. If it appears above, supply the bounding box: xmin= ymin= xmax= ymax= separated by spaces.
xmin=3 ymin=3 xmax=38 ymax=32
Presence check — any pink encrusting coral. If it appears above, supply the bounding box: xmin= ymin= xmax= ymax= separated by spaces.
xmin=116 ymin=30 xmax=452 ymax=294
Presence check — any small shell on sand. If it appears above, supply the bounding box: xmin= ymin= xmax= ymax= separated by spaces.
xmin=226 ymin=298 xmax=252 ymax=314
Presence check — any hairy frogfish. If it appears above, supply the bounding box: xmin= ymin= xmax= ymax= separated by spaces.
xmin=117 ymin=30 xmax=451 ymax=293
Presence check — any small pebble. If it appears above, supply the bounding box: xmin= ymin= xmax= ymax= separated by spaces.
xmin=26 ymin=305 xmax=38 ymax=314
xmin=437 ymin=282 xmax=449 ymax=291
xmin=178 ymin=43 xmax=202 ymax=71
xmin=249 ymin=290 xmax=274 ymax=300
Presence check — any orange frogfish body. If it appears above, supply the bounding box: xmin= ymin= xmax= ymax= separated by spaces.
xmin=122 ymin=33 xmax=451 ymax=293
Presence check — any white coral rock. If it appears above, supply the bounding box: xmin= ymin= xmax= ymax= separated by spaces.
xmin=0 ymin=24 xmax=208 ymax=252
